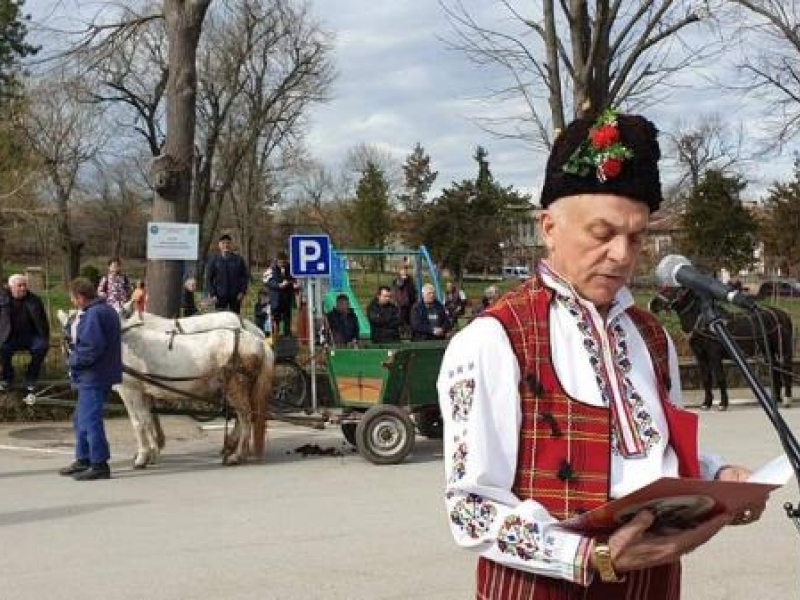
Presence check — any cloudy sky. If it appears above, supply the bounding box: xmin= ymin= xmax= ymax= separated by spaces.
xmin=24 ymin=0 xmax=798 ymax=201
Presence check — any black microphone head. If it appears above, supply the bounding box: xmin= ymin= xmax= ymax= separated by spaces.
xmin=655 ymin=255 xmax=691 ymax=288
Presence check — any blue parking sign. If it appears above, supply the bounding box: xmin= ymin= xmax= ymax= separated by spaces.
xmin=289 ymin=235 xmax=331 ymax=277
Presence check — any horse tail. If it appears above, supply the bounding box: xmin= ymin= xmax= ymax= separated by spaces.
xmin=250 ymin=341 xmax=275 ymax=457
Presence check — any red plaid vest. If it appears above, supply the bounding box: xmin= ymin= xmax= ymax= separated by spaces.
xmin=476 ymin=277 xmax=700 ymax=600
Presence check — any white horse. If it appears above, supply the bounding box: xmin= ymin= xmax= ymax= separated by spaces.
xmin=59 ymin=309 xmax=274 ymax=467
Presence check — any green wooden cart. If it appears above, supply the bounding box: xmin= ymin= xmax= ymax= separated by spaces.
xmin=326 ymin=341 xmax=447 ymax=465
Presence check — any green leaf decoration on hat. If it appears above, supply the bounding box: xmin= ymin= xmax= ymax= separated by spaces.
xmin=562 ymin=109 xmax=634 ymax=182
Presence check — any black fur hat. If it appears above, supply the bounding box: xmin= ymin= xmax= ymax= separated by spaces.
xmin=539 ymin=111 xmax=663 ymax=212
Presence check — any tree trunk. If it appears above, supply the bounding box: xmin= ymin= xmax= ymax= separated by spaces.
xmin=67 ymin=240 xmax=83 ymax=284
xmin=55 ymin=196 xmax=81 ymax=284
xmin=148 ymin=0 xmax=211 ymax=317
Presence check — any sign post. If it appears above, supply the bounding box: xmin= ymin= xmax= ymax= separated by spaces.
xmin=289 ymin=235 xmax=331 ymax=414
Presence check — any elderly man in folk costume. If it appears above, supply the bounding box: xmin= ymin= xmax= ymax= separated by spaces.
xmin=437 ymin=110 xmax=766 ymax=599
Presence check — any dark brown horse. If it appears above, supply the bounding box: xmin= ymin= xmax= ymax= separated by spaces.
xmin=649 ymin=286 xmax=794 ymax=410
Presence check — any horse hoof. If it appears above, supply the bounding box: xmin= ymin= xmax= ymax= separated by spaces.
xmin=700 ymin=405 xmax=711 ymax=411
xmin=133 ymin=463 xmax=148 ymax=470
xmin=717 ymin=405 xmax=728 ymax=412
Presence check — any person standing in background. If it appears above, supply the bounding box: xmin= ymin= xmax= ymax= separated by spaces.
xmin=366 ymin=285 xmax=402 ymax=344
xmin=205 ymin=234 xmax=250 ymax=314
xmin=181 ymin=278 xmax=198 ymax=317
xmin=410 ymin=283 xmax=451 ymax=341
xmin=268 ymin=252 xmax=299 ymax=337
xmin=97 ymin=258 xmax=132 ymax=313
xmin=254 ymin=269 xmax=272 ymax=336
xmin=391 ymin=264 xmax=417 ymax=333
xmin=444 ymin=281 xmax=467 ymax=329
xmin=326 ymin=294 xmax=360 ymax=347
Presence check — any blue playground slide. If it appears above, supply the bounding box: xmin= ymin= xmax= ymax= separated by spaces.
xmin=324 ymin=248 xmax=371 ymax=339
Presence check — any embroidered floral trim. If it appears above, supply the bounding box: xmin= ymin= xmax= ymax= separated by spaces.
xmin=555 ymin=293 xmax=661 ymax=458
xmin=449 ymin=440 xmax=468 ymax=483
xmin=448 ymin=378 xmax=475 ymax=422
xmin=497 ymin=515 xmax=540 ymax=560
xmin=449 ymin=493 xmax=497 ymax=539
xmin=563 ymin=108 xmax=633 ymax=182
xmin=609 ymin=322 xmax=662 ymax=452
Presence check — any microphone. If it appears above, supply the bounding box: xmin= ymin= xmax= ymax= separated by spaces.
xmin=655 ymin=255 xmax=755 ymax=310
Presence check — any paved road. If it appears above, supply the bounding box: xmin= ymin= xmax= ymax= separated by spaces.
xmin=0 ymin=393 xmax=799 ymax=600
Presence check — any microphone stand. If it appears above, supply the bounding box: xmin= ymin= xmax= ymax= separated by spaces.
xmin=698 ymin=295 xmax=800 ymax=536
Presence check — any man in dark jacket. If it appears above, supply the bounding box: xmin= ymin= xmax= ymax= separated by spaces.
xmin=205 ymin=234 xmax=250 ymax=314
xmin=60 ymin=277 xmax=122 ymax=481
xmin=367 ymin=285 xmax=402 ymax=343
xmin=391 ymin=265 xmax=417 ymax=330
xmin=326 ymin=294 xmax=360 ymax=347
xmin=410 ymin=283 xmax=451 ymax=341
xmin=268 ymin=251 xmax=299 ymax=337
xmin=0 ymin=274 xmax=50 ymax=399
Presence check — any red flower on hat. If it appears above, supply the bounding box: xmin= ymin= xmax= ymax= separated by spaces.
xmin=562 ymin=108 xmax=633 ymax=182
xmin=598 ymin=158 xmax=623 ymax=181
xmin=590 ymin=124 xmax=620 ymax=150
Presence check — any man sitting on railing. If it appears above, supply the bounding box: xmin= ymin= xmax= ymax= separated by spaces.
xmin=0 ymin=274 xmax=50 ymax=402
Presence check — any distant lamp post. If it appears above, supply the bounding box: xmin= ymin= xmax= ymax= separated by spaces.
xmin=499 ymin=242 xmax=506 ymax=272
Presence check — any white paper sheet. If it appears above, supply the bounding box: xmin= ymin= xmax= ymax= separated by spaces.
xmin=747 ymin=455 xmax=795 ymax=486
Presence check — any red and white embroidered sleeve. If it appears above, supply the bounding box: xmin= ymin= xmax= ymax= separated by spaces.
xmin=437 ymin=317 xmax=595 ymax=585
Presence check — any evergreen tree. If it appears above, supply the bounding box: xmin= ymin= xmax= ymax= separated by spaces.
xmin=677 ymin=169 xmax=757 ymax=274
xmin=760 ymin=158 xmax=800 ymax=276
xmin=397 ymin=143 xmax=437 ymax=247
xmin=351 ymin=161 xmax=392 ymax=265
xmin=423 ymin=146 xmax=531 ymax=279
xmin=422 ymin=180 xmax=476 ymax=278
xmin=0 ymin=0 xmax=38 ymax=100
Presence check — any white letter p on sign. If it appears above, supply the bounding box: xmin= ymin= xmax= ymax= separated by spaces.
xmin=299 ymin=240 xmax=322 ymax=272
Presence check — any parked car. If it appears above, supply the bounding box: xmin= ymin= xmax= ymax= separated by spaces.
xmin=756 ymin=280 xmax=800 ymax=299
xmin=502 ymin=266 xmax=530 ymax=280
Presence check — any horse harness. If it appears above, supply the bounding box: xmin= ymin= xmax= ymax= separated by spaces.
xmin=120 ymin=318 xmax=252 ymax=393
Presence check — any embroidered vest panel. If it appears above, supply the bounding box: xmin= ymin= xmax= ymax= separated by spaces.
xmin=475 ymin=277 xmax=694 ymax=600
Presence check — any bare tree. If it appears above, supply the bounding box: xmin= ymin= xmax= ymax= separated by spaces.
xmin=666 ymin=114 xmax=743 ymax=193
xmin=141 ymin=0 xmax=212 ymax=317
xmin=83 ymin=5 xmax=168 ymax=157
xmin=343 ymin=142 xmax=402 ymax=198
xmin=192 ymin=0 xmax=334 ymax=279
xmin=19 ymin=74 xmax=105 ymax=282
xmin=729 ymin=1 xmax=800 ymax=146
xmin=58 ymin=0 xmax=210 ymax=314
xmin=75 ymin=0 xmax=333 ymax=297
xmin=440 ymin=0 xmax=722 ymax=148
xmin=84 ymin=156 xmax=151 ymax=259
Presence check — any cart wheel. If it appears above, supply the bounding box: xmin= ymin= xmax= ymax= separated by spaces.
xmin=272 ymin=359 xmax=308 ymax=411
xmin=416 ymin=408 xmax=443 ymax=439
xmin=341 ymin=422 xmax=357 ymax=447
xmin=355 ymin=405 xmax=415 ymax=465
